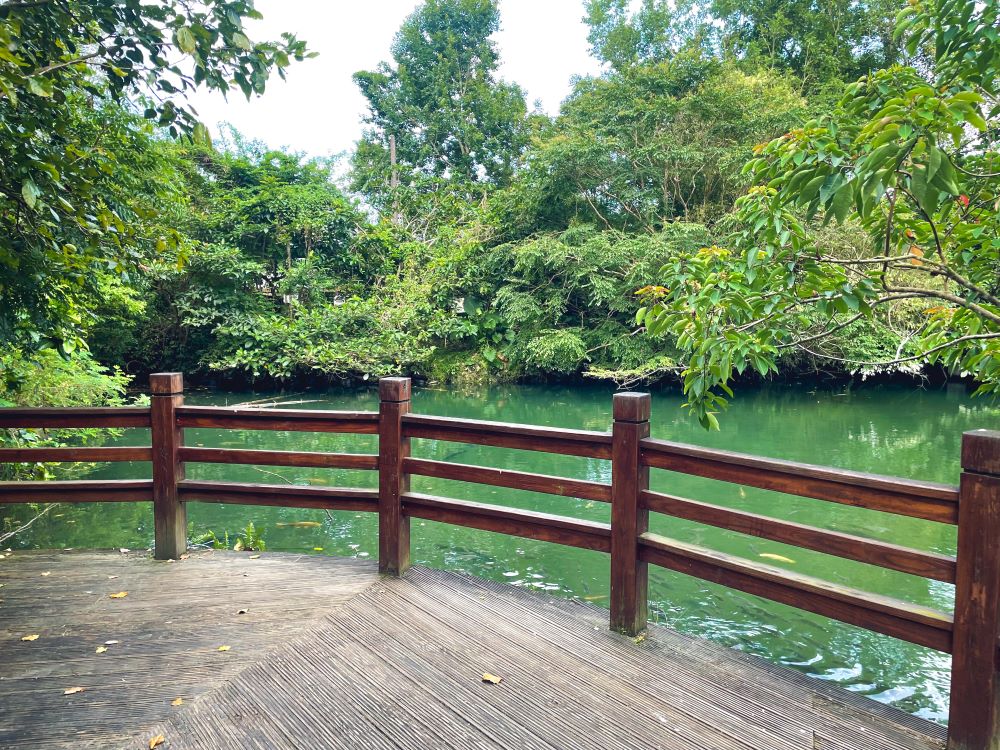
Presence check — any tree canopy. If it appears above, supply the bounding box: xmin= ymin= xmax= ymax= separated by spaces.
xmin=0 ymin=0 xmax=310 ymax=353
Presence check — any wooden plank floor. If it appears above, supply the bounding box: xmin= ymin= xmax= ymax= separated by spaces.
xmin=0 ymin=551 xmax=946 ymax=750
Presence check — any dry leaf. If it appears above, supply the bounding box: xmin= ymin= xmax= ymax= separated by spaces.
xmin=107 ymin=575 xmax=118 ymax=580
xmin=40 ymin=571 xmax=51 ymax=577
xmin=63 ymin=687 xmax=85 ymax=695
xmin=21 ymin=634 xmax=39 ymax=642
xmin=248 ymin=554 xmax=261 ymax=560
xmin=104 ymin=640 xmax=119 ymax=645
xmin=236 ymin=608 xmax=249 ymax=615
xmin=482 ymin=673 xmax=502 ymax=684
xmin=171 ymin=697 xmax=184 ymax=707
xmin=108 ymin=591 xmax=128 ymax=599
xmin=149 ymin=735 xmax=165 ymax=749
xmin=95 ymin=646 xmax=107 ymax=654
xmin=217 ymin=645 xmax=230 ymax=652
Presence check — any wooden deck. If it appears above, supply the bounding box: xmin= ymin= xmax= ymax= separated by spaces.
xmin=0 ymin=550 xmax=946 ymax=750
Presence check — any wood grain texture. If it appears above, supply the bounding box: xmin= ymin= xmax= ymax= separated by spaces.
xmin=610 ymin=392 xmax=650 ymax=636
xmin=379 ymin=377 xmax=411 ymax=576
xmin=0 ymin=407 xmax=151 ymax=428
xmin=121 ymin=562 xmax=944 ymax=750
xmin=961 ymin=428 xmax=1000 ymax=475
xmin=176 ymin=405 xmax=378 ymax=433
xmin=641 ymin=438 xmax=959 ymax=523
xmin=639 ymin=532 xmax=953 ymax=653
xmin=403 ymin=491 xmax=612 ymax=552
xmin=0 ymin=447 xmax=152 ymax=463
xmin=0 ymin=550 xmax=378 ymax=750
xmin=641 ymin=489 xmax=956 ymax=582
xmin=178 ymin=479 xmax=378 ymax=511
xmin=178 ymin=446 xmax=378 ymax=470
xmin=404 ymin=456 xmax=611 ymax=501
xmin=948 ymin=432 xmax=1000 ymax=750
xmin=403 ymin=413 xmax=613 ymax=459
xmin=150 ymin=373 xmax=185 ymax=560
xmin=0 ymin=479 xmax=152 ymax=503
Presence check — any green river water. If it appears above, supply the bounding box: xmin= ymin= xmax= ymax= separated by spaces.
xmin=4 ymin=381 xmax=998 ymax=724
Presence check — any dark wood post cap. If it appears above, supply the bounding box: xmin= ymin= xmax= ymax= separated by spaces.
xmin=613 ymin=392 xmax=651 ymax=422
xmin=150 ymin=373 xmax=183 ymax=395
xmin=379 ymin=377 xmax=412 ymax=402
xmin=962 ymin=429 xmax=1000 ymax=475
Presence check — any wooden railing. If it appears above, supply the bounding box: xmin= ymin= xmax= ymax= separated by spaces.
xmin=0 ymin=372 xmax=997 ymax=749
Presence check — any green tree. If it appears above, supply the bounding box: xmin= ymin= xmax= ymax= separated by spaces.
xmin=492 ymin=57 xmax=803 ymax=236
xmin=639 ymin=0 xmax=1000 ymax=427
xmin=181 ymin=133 xmax=362 ymax=279
xmin=685 ymin=0 xmax=901 ymax=89
xmin=584 ymin=0 xmax=676 ymax=71
xmin=0 ymin=0 xmax=311 ymax=352
xmin=351 ymin=0 xmax=529 ymax=216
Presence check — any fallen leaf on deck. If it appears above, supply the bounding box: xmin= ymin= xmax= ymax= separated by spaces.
xmin=95 ymin=646 xmax=107 ymax=654
xmin=63 ymin=687 xmax=85 ymax=695
xmin=108 ymin=575 xmax=118 ymax=580
xmin=236 ymin=608 xmax=249 ymax=615
xmin=40 ymin=571 xmax=51 ymax=577
xmin=482 ymin=673 xmax=502 ymax=684
xmin=21 ymin=634 xmax=39 ymax=641
xmin=108 ymin=591 xmax=128 ymax=599
xmin=217 ymin=645 xmax=230 ymax=652
xmin=758 ymin=553 xmax=796 ymax=564
xmin=171 ymin=697 xmax=183 ymax=706
xmin=149 ymin=735 xmax=165 ymax=749
xmin=248 ymin=554 xmax=261 ymax=560
xmin=104 ymin=640 xmax=119 ymax=645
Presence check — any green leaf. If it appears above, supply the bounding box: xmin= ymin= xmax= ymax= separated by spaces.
xmin=192 ymin=122 xmax=212 ymax=146
xmin=176 ymin=27 xmax=197 ymax=54
xmin=831 ymin=183 xmax=853 ymax=223
xmin=26 ymin=77 xmax=52 ymax=97
xmin=21 ymin=179 xmax=39 ymax=209
xmin=232 ymin=32 xmax=253 ymax=51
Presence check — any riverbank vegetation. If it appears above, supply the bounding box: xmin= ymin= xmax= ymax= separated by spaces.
xmin=0 ymin=0 xmax=996 ymax=428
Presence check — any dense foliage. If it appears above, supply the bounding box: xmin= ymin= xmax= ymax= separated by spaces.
xmin=639 ymin=0 xmax=999 ymax=426
xmin=1 ymin=0 xmax=996 ymax=430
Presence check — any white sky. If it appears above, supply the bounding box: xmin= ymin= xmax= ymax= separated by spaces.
xmin=187 ymin=0 xmax=602 ymax=159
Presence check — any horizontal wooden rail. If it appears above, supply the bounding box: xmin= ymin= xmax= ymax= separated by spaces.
xmin=404 ymin=457 xmax=611 ymax=502
xmin=178 ymin=480 xmax=378 ymax=512
xmin=176 ymin=406 xmax=379 ymax=434
xmin=0 ymin=407 xmax=151 ymax=428
xmin=638 ymin=532 xmax=953 ymax=653
xmin=178 ymin=447 xmax=378 ymax=470
xmin=641 ymin=489 xmax=957 ymax=583
xmin=0 ymin=479 xmax=153 ymax=503
xmin=640 ymin=438 xmax=959 ymax=524
xmin=402 ymin=413 xmax=612 ymax=459
xmin=0 ymin=447 xmax=152 ymax=463
xmin=403 ymin=492 xmax=612 ymax=552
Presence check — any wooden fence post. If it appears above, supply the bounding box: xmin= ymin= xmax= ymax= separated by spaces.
xmin=379 ymin=377 xmax=411 ymax=576
xmin=150 ymin=372 xmax=186 ymax=560
xmin=949 ymin=429 xmax=1000 ymax=750
xmin=610 ymin=391 xmax=651 ymax=636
